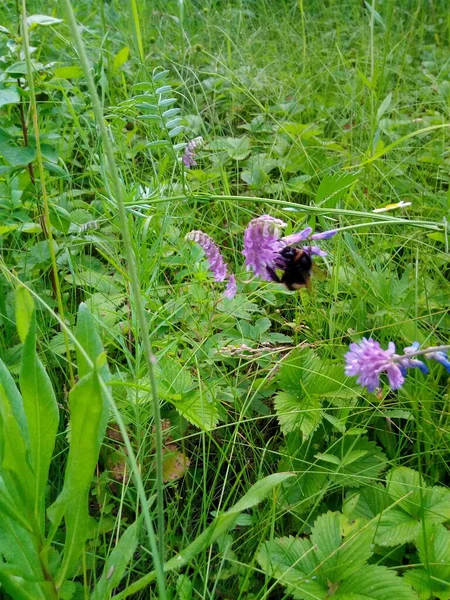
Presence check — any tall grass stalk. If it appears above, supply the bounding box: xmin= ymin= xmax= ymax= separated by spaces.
xmin=59 ymin=0 xmax=167 ymax=596
xmin=21 ymin=0 xmax=74 ymax=386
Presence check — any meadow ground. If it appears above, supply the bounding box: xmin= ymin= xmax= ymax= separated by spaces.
xmin=0 ymin=1 xmax=449 ymax=599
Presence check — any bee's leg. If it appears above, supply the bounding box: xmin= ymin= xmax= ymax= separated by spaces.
xmin=266 ymin=266 xmax=281 ymax=283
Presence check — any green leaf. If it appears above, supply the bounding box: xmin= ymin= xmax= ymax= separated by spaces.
xmin=50 ymin=365 xmax=107 ymax=579
xmin=376 ymin=507 xmax=421 ymax=546
xmin=171 ymin=393 xmax=219 ymax=431
xmin=343 ymin=484 xmax=391 ymax=521
xmin=53 ymin=66 xmax=84 ymax=79
xmin=386 ymin=467 xmax=423 ymax=518
xmin=376 ymin=92 xmax=392 ymax=124
xmin=0 ymin=86 xmax=20 ymax=107
xmin=15 ymin=286 xmax=34 ymax=343
xmin=19 ymin=313 xmax=59 ymax=522
xmin=0 ymin=359 xmax=28 ymax=441
xmin=91 ymin=517 xmax=142 ymax=600
xmin=257 ymin=512 xmax=416 ymax=600
xmin=26 ymin=14 xmax=63 ymax=27
xmin=0 ymin=385 xmax=34 ymax=505
xmin=311 ymin=512 xmax=373 ymax=581
xmin=274 ymin=391 xmax=322 ymax=437
xmin=0 ymin=139 xmax=36 ymax=166
xmin=335 ymin=564 xmax=417 ymax=599
xmin=315 ymin=171 xmax=360 ymax=207
xmin=75 ymin=303 xmax=110 ymax=382
xmin=405 ymin=524 xmax=450 ymax=600
xmin=113 ymin=46 xmax=130 ymax=70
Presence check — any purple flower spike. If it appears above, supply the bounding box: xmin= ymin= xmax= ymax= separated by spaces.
xmin=345 ymin=338 xmax=405 ymax=392
xmin=310 ymin=229 xmax=339 ymax=240
xmin=183 ymin=137 xmax=203 ymax=169
xmin=224 ymin=275 xmax=237 ymax=299
xmin=243 ymin=215 xmax=286 ymax=280
xmin=186 ymin=230 xmax=228 ymax=281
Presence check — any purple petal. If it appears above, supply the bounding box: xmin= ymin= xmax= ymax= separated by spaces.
xmin=310 ymin=229 xmax=339 ymax=240
xmin=223 ymin=275 xmax=237 ymax=299
xmin=281 ymin=227 xmax=313 ymax=245
xmin=303 ymin=245 xmax=328 ymax=257
xmin=385 ymin=365 xmax=405 ymax=390
xmin=426 ymin=351 xmax=450 ymax=373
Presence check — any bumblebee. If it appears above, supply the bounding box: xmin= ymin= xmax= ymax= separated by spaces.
xmin=267 ymin=246 xmax=313 ymax=290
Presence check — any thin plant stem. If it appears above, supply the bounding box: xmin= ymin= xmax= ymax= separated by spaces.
xmin=59 ymin=0 xmax=166 ymax=596
xmin=21 ymin=0 xmax=74 ymax=387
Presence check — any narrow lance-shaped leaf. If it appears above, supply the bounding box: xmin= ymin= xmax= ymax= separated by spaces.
xmin=50 ymin=360 xmax=108 ymax=582
xmin=19 ymin=310 xmax=59 ymax=525
xmin=91 ymin=516 xmax=142 ymax=600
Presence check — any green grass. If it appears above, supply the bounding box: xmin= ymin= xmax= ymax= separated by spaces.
xmin=0 ymin=0 xmax=449 ymax=599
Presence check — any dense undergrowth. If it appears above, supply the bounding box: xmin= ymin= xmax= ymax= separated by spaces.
xmin=0 ymin=0 xmax=449 ymax=599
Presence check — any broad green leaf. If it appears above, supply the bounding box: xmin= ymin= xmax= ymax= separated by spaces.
xmin=421 ymin=486 xmax=450 ymax=525
xmin=0 ymin=139 xmax=36 ymax=166
xmin=91 ymin=517 xmax=142 ymax=600
xmin=113 ymin=46 xmax=130 ymax=70
xmin=386 ymin=468 xmax=423 ymax=518
xmin=376 ymin=507 xmax=421 ymax=546
xmin=0 ymin=513 xmax=46 ymax=598
xmin=405 ymin=524 xmax=450 ymax=600
xmin=51 ymin=366 xmax=107 ymax=579
xmin=0 ymin=86 xmax=20 ymax=107
xmin=258 ymin=512 xmax=414 ymax=600
xmin=19 ymin=313 xmax=59 ymax=523
xmin=324 ymin=436 xmax=387 ymax=488
xmin=274 ymin=391 xmax=321 ymax=437
xmin=53 ymin=66 xmax=83 ymax=79
xmin=335 ymin=564 xmax=417 ymax=599
xmin=176 ymin=574 xmax=193 ymax=600
xmin=257 ymin=536 xmax=327 ymax=599
xmin=343 ymin=484 xmax=391 ymax=521
xmin=15 ymin=286 xmax=34 ymax=343
xmin=171 ymin=393 xmax=219 ymax=431
xmin=311 ymin=512 xmax=373 ymax=581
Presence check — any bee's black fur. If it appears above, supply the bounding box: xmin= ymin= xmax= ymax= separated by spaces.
xmin=267 ymin=247 xmax=313 ymax=290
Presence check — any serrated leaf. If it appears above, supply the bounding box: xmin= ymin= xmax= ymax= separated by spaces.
xmin=171 ymin=393 xmax=219 ymax=431
xmin=316 ymin=171 xmax=360 ymax=207
xmin=274 ymin=391 xmax=321 ymax=437
xmin=336 ymin=564 xmax=417 ymax=599
xmin=387 ymin=468 xmax=423 ymax=518
xmin=376 ymin=508 xmax=421 ymax=546
xmin=405 ymin=524 xmax=450 ymax=600
xmin=343 ymin=484 xmax=391 ymax=521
